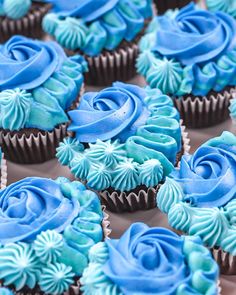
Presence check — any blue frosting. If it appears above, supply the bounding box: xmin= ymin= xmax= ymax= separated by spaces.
xmin=81 ymin=223 xmax=219 ymax=295
xmin=0 ymin=288 xmax=13 ymax=295
xmin=138 ymin=3 xmax=236 ymax=96
xmin=0 ymin=36 xmax=86 ymax=131
xmin=206 ymin=0 xmax=236 ymax=20
xmin=171 ymin=131 xmax=236 ymax=208
xmin=42 ymin=0 xmax=152 ymax=56
xmin=0 ymin=0 xmax=31 ymax=19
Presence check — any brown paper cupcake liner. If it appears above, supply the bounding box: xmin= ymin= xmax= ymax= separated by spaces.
xmin=173 ymin=87 xmax=236 ymax=128
xmin=211 ymin=247 xmax=236 ymax=275
xmin=153 ymin=0 xmax=194 ymax=14
xmin=0 ymin=3 xmax=51 ymax=43
xmin=0 ymin=87 xmax=84 ymax=164
xmin=0 ymin=152 xmax=7 ymax=189
xmin=99 ymin=121 xmax=190 ymax=213
xmin=1 ymin=207 xmax=110 ymax=295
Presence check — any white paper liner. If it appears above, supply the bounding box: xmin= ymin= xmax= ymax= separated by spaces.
xmin=173 ymin=87 xmax=236 ymax=128
xmin=99 ymin=121 xmax=190 ymax=213
xmin=0 ymin=152 xmax=7 ymax=189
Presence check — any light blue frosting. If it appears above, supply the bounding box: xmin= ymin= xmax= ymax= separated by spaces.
xmin=39 ymin=262 xmax=74 ymax=294
xmin=206 ymin=0 xmax=236 ymax=19
xmin=139 ymin=159 xmax=163 ymax=187
xmin=42 ymin=0 xmax=152 ymax=56
xmin=137 ymin=3 xmax=236 ymax=96
xmin=229 ymin=97 xmax=236 ymax=121
xmin=0 ymin=177 xmax=104 ymax=293
xmin=81 ymin=223 xmax=219 ymax=295
xmin=157 ymin=132 xmax=236 ymax=254
xmin=0 ymin=288 xmax=13 ymax=295
xmin=0 ymin=36 xmax=87 ymax=131
xmin=1 ymin=0 xmax=31 ymax=19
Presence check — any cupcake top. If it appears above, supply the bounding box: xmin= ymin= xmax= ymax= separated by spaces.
xmin=0 ymin=176 xmax=104 ymax=294
xmin=42 ymin=0 xmax=152 ymax=56
xmin=0 ymin=0 xmax=48 ymax=20
xmin=56 ymin=82 xmax=182 ymax=192
xmin=137 ymin=3 xmax=236 ymax=96
xmin=206 ymin=0 xmax=236 ymax=19
xmin=81 ymin=222 xmax=219 ymax=295
xmin=0 ymin=35 xmax=87 ymax=132
xmin=157 ymin=131 xmax=236 ymax=254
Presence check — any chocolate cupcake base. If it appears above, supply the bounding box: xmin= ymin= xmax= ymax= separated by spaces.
xmin=211 ymin=248 xmax=236 ymax=275
xmin=99 ymin=122 xmax=190 ymax=213
xmin=0 ymin=3 xmax=51 ymax=43
xmin=173 ymin=87 xmax=236 ymax=128
xmin=0 ymin=152 xmax=7 ymax=189
xmin=153 ymin=0 xmax=194 ymax=15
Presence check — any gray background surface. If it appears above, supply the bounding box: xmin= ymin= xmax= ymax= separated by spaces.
xmin=6 ymin=75 xmax=236 ymax=294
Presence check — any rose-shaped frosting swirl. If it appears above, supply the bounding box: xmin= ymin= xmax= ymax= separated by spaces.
xmin=0 ymin=36 xmax=66 ymax=91
xmin=68 ymin=82 xmax=149 ymax=143
xmin=0 ymin=177 xmax=80 ymax=244
xmin=103 ymin=222 xmax=190 ymax=294
xmin=153 ymin=3 xmax=236 ymax=66
xmin=171 ymin=131 xmax=236 ymax=208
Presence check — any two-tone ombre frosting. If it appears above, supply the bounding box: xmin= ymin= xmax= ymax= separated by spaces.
xmin=81 ymin=223 xmax=219 ymax=295
xmin=0 ymin=177 xmax=104 ymax=294
xmin=57 ymin=82 xmax=182 ymax=192
xmin=137 ymin=3 xmax=236 ymax=96
xmin=157 ymin=131 xmax=236 ymax=254
xmin=0 ymin=36 xmax=87 ymax=131
xmin=42 ymin=0 xmax=152 ymax=56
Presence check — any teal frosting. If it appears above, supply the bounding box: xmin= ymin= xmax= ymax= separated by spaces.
xmin=112 ymin=159 xmax=140 ymax=192
xmin=229 ymin=98 xmax=236 ymax=121
xmin=168 ymin=202 xmax=194 ymax=232
xmin=56 ymin=137 xmax=84 ymax=166
xmin=87 ymin=164 xmax=112 ymax=191
xmin=39 ymin=262 xmax=74 ymax=295
xmin=0 ymin=242 xmax=41 ymax=291
xmin=0 ymin=177 xmax=104 ymax=293
xmin=2 ymin=0 xmax=31 ymax=20
xmin=221 ymin=229 xmax=236 ymax=255
xmin=206 ymin=0 xmax=236 ymax=19
xmin=70 ymin=153 xmax=91 ymax=180
xmin=157 ymin=177 xmax=184 ymax=213
xmin=81 ymin=226 xmax=219 ymax=295
xmin=139 ymin=159 xmax=163 ymax=187
xmin=0 ymin=54 xmax=86 ymax=131
xmin=225 ymin=199 xmax=236 ymax=224
xmin=43 ymin=0 xmax=152 ymax=56
xmin=0 ymin=288 xmax=13 ymax=295
xmin=34 ymin=230 xmax=64 ymax=264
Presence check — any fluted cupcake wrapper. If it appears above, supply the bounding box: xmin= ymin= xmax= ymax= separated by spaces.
xmin=153 ymin=0 xmax=194 ymax=14
xmin=173 ymin=87 xmax=236 ymax=128
xmin=0 ymin=153 xmax=7 ymax=189
xmin=0 ymin=87 xmax=84 ymax=164
xmin=99 ymin=122 xmax=190 ymax=213
xmin=0 ymin=3 xmax=51 ymax=43
xmin=211 ymin=248 xmax=236 ymax=275
xmin=2 ymin=207 xmax=110 ymax=295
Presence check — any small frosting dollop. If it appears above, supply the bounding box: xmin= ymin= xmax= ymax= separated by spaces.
xmin=206 ymin=0 xmax=236 ymax=19
xmin=139 ymin=159 xmax=163 ymax=187
xmin=39 ymin=262 xmax=74 ymax=295
xmin=2 ymin=0 xmax=31 ymax=19
xmin=0 ymin=288 xmax=13 ymax=295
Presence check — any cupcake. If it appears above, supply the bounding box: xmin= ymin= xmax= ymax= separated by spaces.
xmin=0 ymin=147 xmax=7 ymax=189
xmin=56 ymin=82 xmax=190 ymax=213
xmin=205 ymin=0 xmax=236 ymax=19
xmin=42 ymin=0 xmax=153 ymax=86
xmin=153 ymin=0 xmax=196 ymax=15
xmin=157 ymin=131 xmax=236 ymax=274
xmin=137 ymin=3 xmax=236 ymax=128
xmin=0 ymin=176 xmax=110 ymax=294
xmin=0 ymin=0 xmax=51 ymax=43
xmin=81 ymin=222 xmax=220 ymax=294
xmin=0 ymin=35 xmax=87 ymax=164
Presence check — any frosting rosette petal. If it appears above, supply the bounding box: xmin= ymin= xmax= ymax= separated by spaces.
xmin=0 ymin=177 xmax=80 ymax=244
xmin=171 ymin=131 xmax=236 ymax=208
xmin=68 ymin=82 xmax=149 ymax=143
xmin=0 ymin=35 xmax=66 ymax=91
xmin=153 ymin=3 xmax=236 ymax=66
xmin=103 ymin=223 xmax=190 ymax=294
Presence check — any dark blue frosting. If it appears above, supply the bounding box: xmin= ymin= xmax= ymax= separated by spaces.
xmin=171 ymin=132 xmax=236 ymax=207
xmin=103 ymin=223 xmax=191 ymax=294
xmin=0 ymin=177 xmax=80 ymax=244
xmin=68 ymin=82 xmax=150 ymax=143
xmin=153 ymin=3 xmax=236 ymax=66
xmin=0 ymin=35 xmax=66 ymax=91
